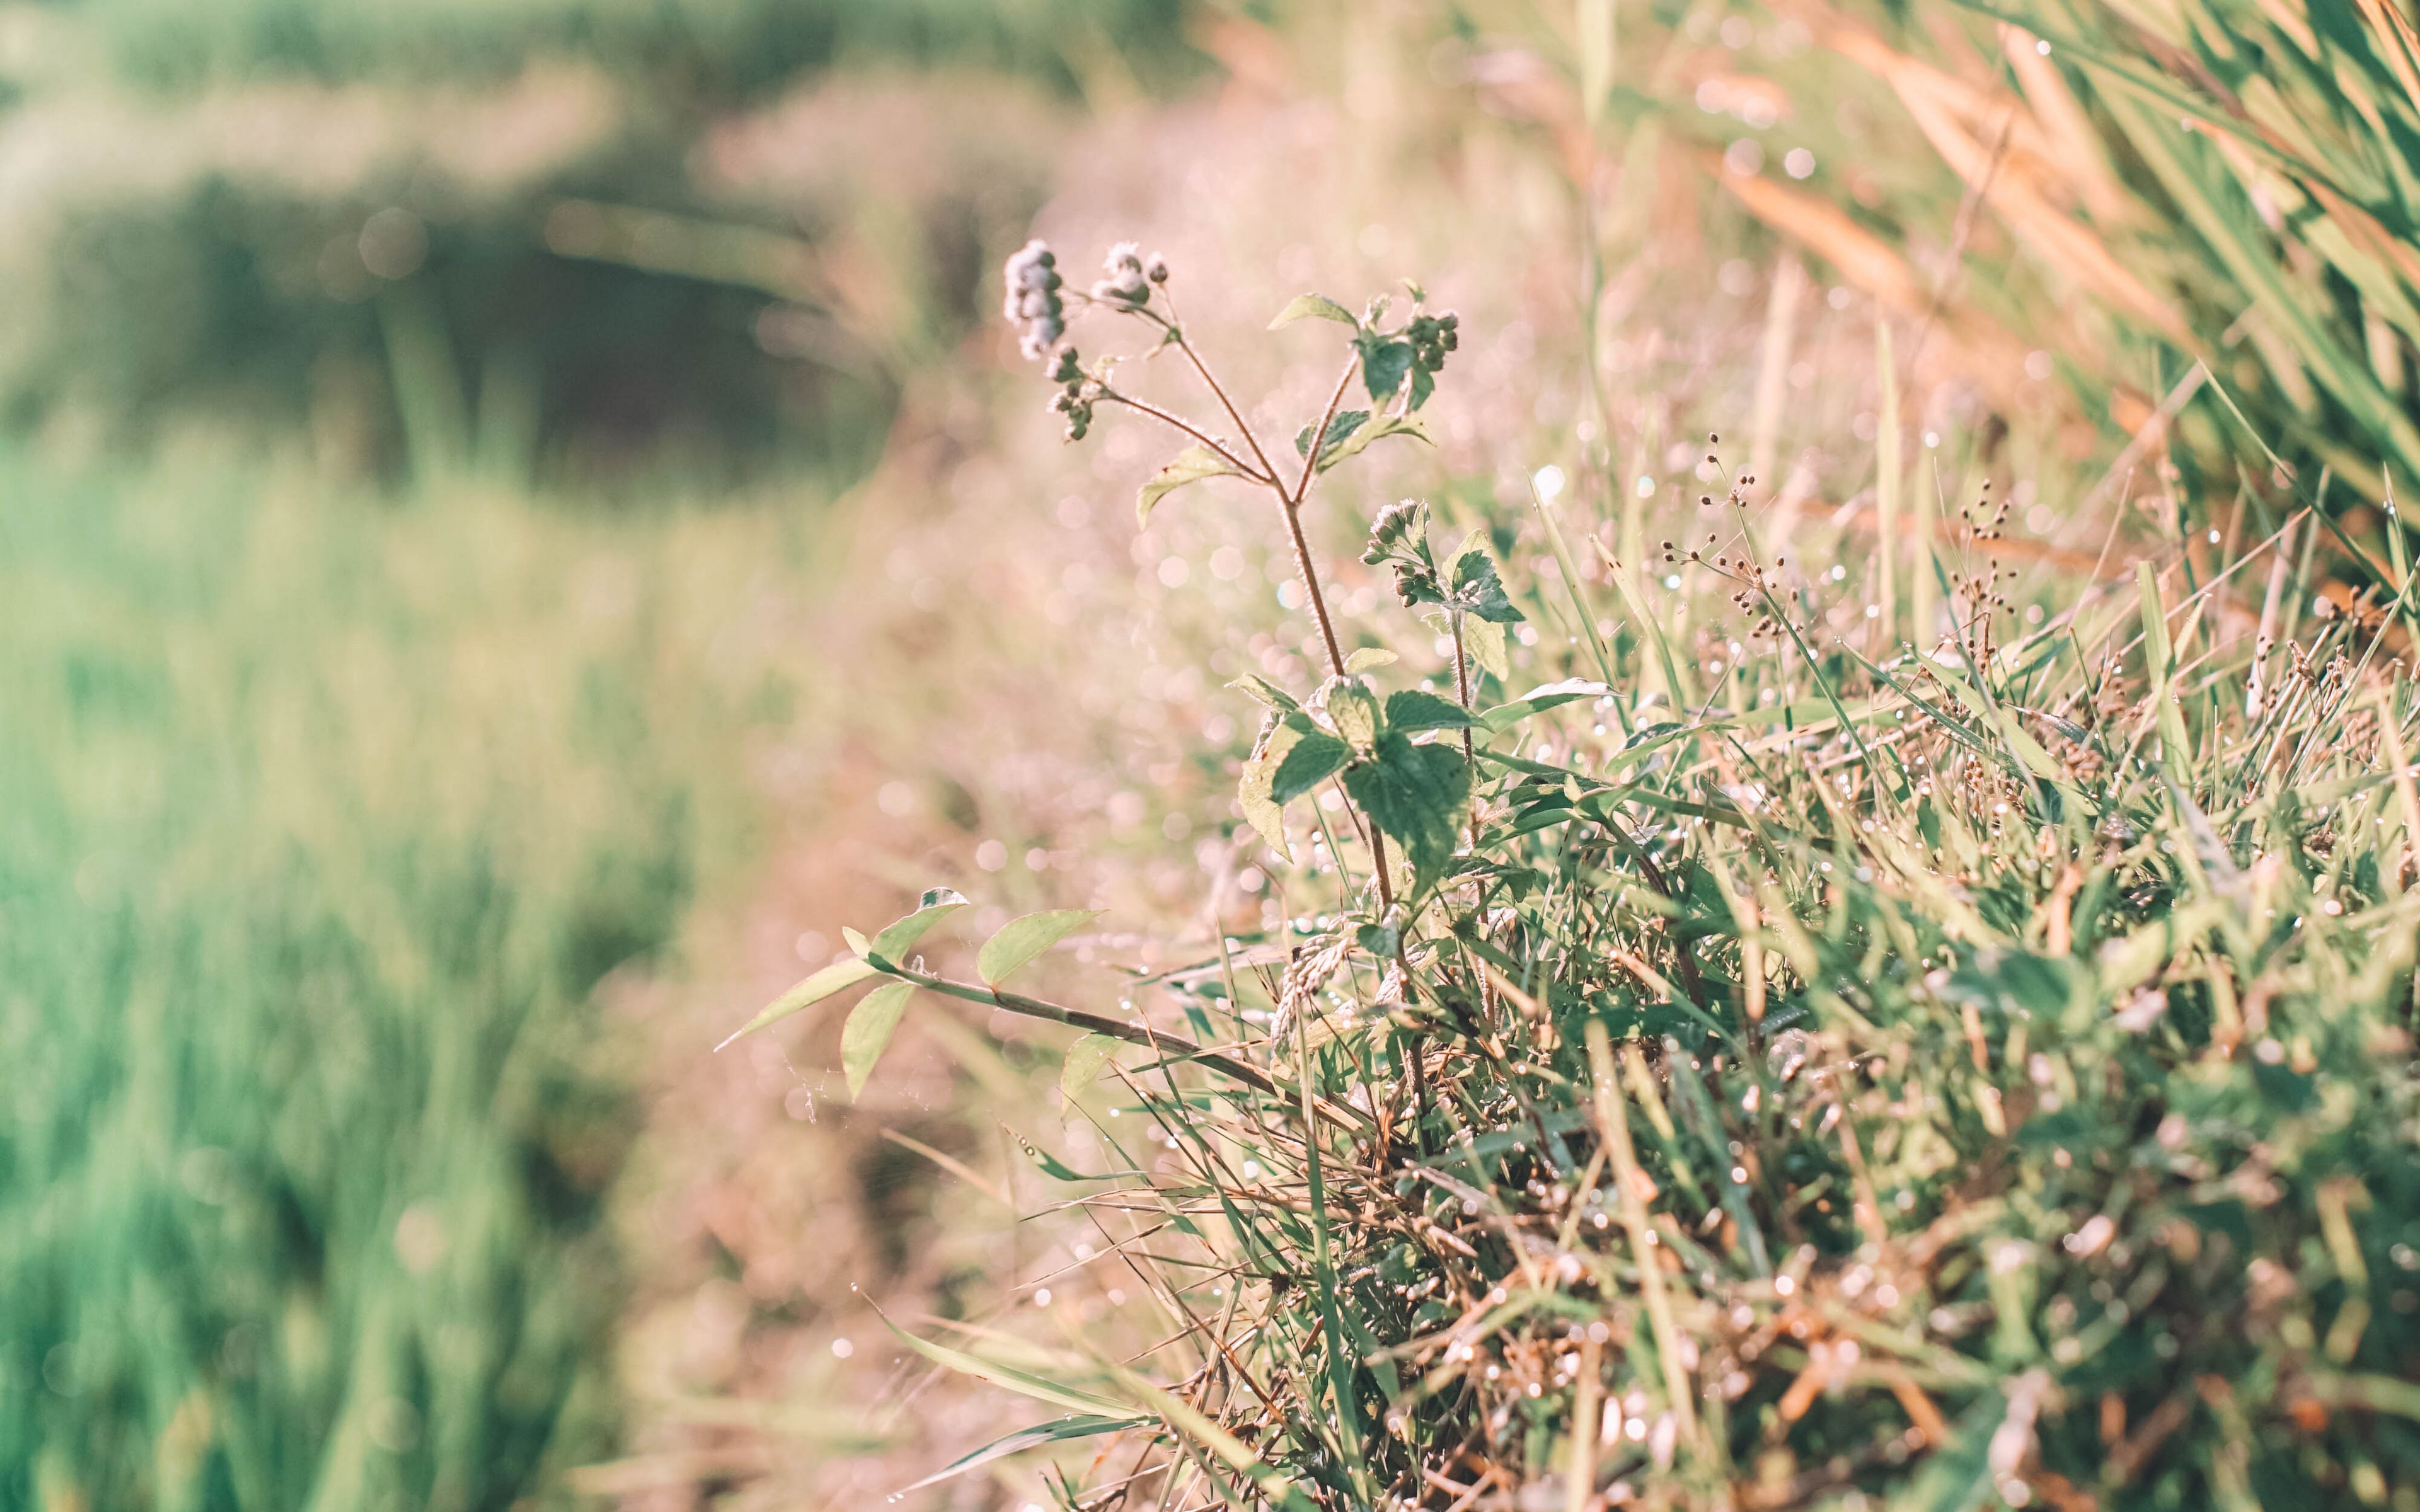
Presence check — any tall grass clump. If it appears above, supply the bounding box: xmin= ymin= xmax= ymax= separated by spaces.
xmin=0 ymin=460 xmax=786 ymax=1508
xmin=1694 ymin=0 xmax=2420 ymax=576
xmin=734 ymin=243 xmax=2420 ymax=1510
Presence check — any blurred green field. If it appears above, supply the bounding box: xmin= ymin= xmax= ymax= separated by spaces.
xmin=0 ymin=457 xmax=815 ymax=1507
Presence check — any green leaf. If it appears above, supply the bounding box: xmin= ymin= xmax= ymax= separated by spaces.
xmin=869 ymin=888 xmax=968 ymax=965
xmin=1385 ymin=689 xmax=1475 ymax=733
xmin=1295 ymin=408 xmax=1369 ymax=462
xmin=1229 ymin=672 xmax=1299 ymax=713
xmin=1343 ymin=731 xmax=1471 ymax=877
xmin=1319 ymin=678 xmax=1381 ymax=752
xmin=892 ymin=1415 xmax=1147 ymax=1498
xmin=1427 ymin=608 xmax=1509 ymax=682
xmin=841 ymin=925 xmax=871 ymax=957
xmin=1269 ymin=292 xmax=1358 ymax=329
xmin=1342 ymin=646 xmax=1398 ymax=673
xmin=1463 ymin=616 xmax=1509 ymax=680
xmin=842 ymin=981 xmax=915 ymax=1097
xmin=1452 ymin=547 xmax=1524 ymax=623
xmin=879 ymin=1315 xmax=1134 ymax=1418
xmin=977 ymin=908 xmax=1103 ymax=987
xmin=715 ymin=956 xmax=879 ymax=1050
xmin=1315 ymin=412 xmax=1431 ymax=472
xmin=1238 ymin=716 xmax=1303 ymax=859
xmin=1270 ymin=730 xmax=1351 ymax=805
xmin=1356 ymin=333 xmax=1415 ymax=404
xmin=1477 ymin=679 xmax=1612 ymax=734
xmin=1061 ymin=1033 xmax=1119 ymax=1098
xmin=1136 ymin=445 xmax=1242 ymax=527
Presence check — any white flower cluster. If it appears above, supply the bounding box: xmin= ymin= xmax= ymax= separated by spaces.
xmin=1090 ymin=241 xmax=1169 ymax=308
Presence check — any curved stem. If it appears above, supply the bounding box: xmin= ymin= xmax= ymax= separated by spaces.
xmin=1100 ymin=391 xmax=1268 ymax=483
xmin=1291 ymin=357 xmax=1361 ymax=507
xmin=886 ymin=963 xmax=1373 ymax=1129
xmin=1174 ymin=333 xmax=1286 ymax=488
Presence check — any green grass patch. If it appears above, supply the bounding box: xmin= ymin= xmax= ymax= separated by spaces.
xmin=0 ymin=458 xmax=802 ymax=1508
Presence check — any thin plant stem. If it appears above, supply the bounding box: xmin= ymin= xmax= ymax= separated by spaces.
xmin=1100 ymin=391 xmax=1268 ymax=481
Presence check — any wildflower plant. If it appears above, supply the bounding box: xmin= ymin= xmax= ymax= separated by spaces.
xmin=726 ymin=243 xmax=2420 ymax=1511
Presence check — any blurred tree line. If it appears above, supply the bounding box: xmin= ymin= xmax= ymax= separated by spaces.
xmin=2 ymin=0 xmax=1224 ymax=488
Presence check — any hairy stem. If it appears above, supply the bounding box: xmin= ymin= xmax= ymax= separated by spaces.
xmin=1101 ymin=391 xmax=1268 ymax=482
xmin=885 ymin=963 xmax=1374 ymax=1129
xmin=1175 ymin=331 xmax=1288 ymax=488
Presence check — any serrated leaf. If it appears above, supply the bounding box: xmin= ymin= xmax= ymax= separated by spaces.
xmin=1343 ymin=646 xmax=1398 ymax=673
xmin=1316 ymin=412 xmax=1431 ymax=472
xmin=1385 ymin=689 xmax=1475 ymax=733
xmin=1229 ymin=672 xmax=1300 ymax=713
xmin=1296 ymin=409 xmax=1369 ymax=462
xmin=1343 ymin=731 xmax=1471 ymax=878
xmin=1424 ymin=608 xmax=1510 ymax=682
xmin=870 ymin=891 xmax=968 ymax=965
xmin=1061 ymin=1033 xmax=1120 ymax=1098
xmin=892 ymin=1415 xmax=1147 ymax=1498
xmin=1463 ymin=616 xmax=1509 ymax=680
xmin=716 ymin=956 xmax=879 ymax=1050
xmin=1356 ymin=333 xmax=1415 ymax=404
xmin=842 ymin=981 xmax=916 ymax=1097
xmin=1137 ymin=445 xmax=1242 ymax=527
xmin=1318 ymin=678 xmax=1381 ymax=752
xmin=1451 ymin=547 xmax=1524 ymax=623
xmin=977 ymin=908 xmax=1103 ymax=987
xmin=1238 ymin=718 xmax=1303 ymax=860
xmin=1270 ymin=730 xmax=1351 ymax=805
xmin=1269 ymin=292 xmax=1358 ymax=329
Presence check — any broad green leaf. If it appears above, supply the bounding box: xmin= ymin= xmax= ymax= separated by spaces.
xmin=1463 ymin=616 xmax=1509 ymax=680
xmin=977 ymin=908 xmax=1103 ymax=987
xmin=1343 ymin=731 xmax=1471 ymax=876
xmin=1319 ymin=678 xmax=1381 ymax=752
xmin=1269 ymin=292 xmax=1358 ymax=329
xmin=1356 ymin=333 xmax=1415 ymax=404
xmin=1136 ymin=445 xmax=1242 ymax=526
xmin=1426 ymin=608 xmax=1509 ymax=682
xmin=1316 ymin=412 xmax=1431 ymax=472
xmin=880 ymin=1315 xmax=1133 ymax=1418
xmin=1228 ymin=672 xmax=1299 ymax=713
xmin=1385 ymin=689 xmax=1475 ymax=733
xmin=1270 ymin=730 xmax=1351 ymax=805
xmin=1342 ymin=646 xmax=1398 ymax=673
xmin=869 ymin=887 xmax=968 ymax=965
xmin=715 ymin=956 xmax=879 ymax=1050
xmin=1295 ymin=408 xmax=1369 ymax=462
xmin=1452 ymin=547 xmax=1524 ymax=623
xmin=892 ymin=1415 xmax=1146 ymax=1498
xmin=1061 ymin=1033 xmax=1120 ymax=1098
xmin=1238 ymin=716 xmax=1304 ymax=859
xmin=842 ymin=981 xmax=915 ymax=1097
